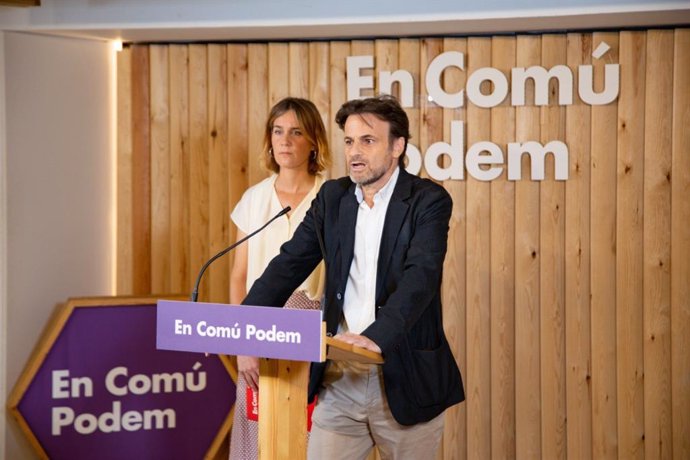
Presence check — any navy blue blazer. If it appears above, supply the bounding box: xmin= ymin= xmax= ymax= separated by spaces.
xmin=243 ymin=168 xmax=465 ymax=425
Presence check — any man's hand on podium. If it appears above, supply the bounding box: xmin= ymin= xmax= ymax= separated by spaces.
xmin=238 ymin=355 xmax=260 ymax=391
xmin=334 ymin=333 xmax=382 ymax=354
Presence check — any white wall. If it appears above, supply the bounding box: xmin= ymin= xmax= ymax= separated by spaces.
xmin=1 ymin=31 xmax=113 ymax=459
xmin=0 ymin=0 xmax=688 ymax=42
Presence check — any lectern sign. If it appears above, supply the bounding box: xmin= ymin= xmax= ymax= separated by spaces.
xmin=156 ymin=300 xmax=325 ymax=362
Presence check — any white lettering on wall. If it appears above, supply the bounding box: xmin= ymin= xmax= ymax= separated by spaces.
xmin=344 ymin=42 xmax=619 ymax=181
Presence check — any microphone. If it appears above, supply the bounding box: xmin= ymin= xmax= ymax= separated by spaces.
xmin=190 ymin=205 xmax=291 ymax=302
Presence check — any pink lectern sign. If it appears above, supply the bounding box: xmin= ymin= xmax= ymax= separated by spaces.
xmin=156 ymin=300 xmax=325 ymax=362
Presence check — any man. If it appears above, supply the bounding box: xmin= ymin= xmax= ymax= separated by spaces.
xmin=240 ymin=95 xmax=464 ymax=459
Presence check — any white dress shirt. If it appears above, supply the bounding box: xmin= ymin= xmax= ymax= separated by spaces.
xmin=341 ymin=167 xmax=400 ymax=334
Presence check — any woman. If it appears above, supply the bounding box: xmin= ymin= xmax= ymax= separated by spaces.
xmin=228 ymin=97 xmax=330 ymax=460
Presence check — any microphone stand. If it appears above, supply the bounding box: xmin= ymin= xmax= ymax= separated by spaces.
xmin=190 ymin=206 xmax=291 ymax=302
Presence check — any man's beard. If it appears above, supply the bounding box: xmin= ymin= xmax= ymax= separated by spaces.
xmin=349 ymin=155 xmax=393 ymax=186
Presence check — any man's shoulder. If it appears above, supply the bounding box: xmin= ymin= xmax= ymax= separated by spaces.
xmin=400 ymin=170 xmax=451 ymax=201
xmin=319 ymin=176 xmax=353 ymax=196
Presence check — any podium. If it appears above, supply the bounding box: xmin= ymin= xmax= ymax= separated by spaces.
xmin=156 ymin=300 xmax=383 ymax=460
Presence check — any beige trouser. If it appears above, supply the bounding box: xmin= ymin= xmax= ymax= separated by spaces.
xmin=307 ymin=360 xmax=445 ymax=460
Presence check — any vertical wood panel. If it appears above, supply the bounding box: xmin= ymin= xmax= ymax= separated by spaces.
xmin=116 ymin=47 xmax=133 ymax=295
xmin=188 ymin=45 xmax=210 ymax=301
xmin=208 ymin=44 xmax=229 ymax=303
xmin=268 ymin=42 xmax=289 ymax=106
xmin=564 ymin=32 xmax=593 ymax=460
xmin=490 ymin=35 xmax=516 ymax=460
xmin=441 ymin=36 xmax=467 ymax=460
xmin=169 ymin=45 xmax=190 ymax=294
xmin=671 ymin=27 xmax=690 ymax=460
xmin=643 ymin=29 xmax=674 ymax=460
xmin=539 ymin=35 xmax=567 ymax=459
xmin=590 ymin=31 xmax=620 ymax=460
xmin=419 ymin=38 xmax=443 ymax=179
xmin=131 ymin=45 xmax=152 ymax=295
xmin=227 ymin=44 xmax=249 ymax=281
xmin=399 ymin=38 xmax=421 ymax=170
xmin=375 ymin=39 xmax=398 ymax=95
xmin=616 ymin=30 xmax=646 ymax=460
xmin=248 ymin=44 xmax=269 ymax=185
xmin=465 ymin=36 xmax=492 ymax=460
xmin=539 ymin=34 xmax=567 ymax=460
xmin=289 ymin=42 xmax=309 ymax=98
xmin=328 ymin=41 xmax=350 ymax=178
xmin=515 ymin=34 xmax=542 ymax=460
xmin=350 ymin=40 xmax=375 ymax=98
xmin=150 ymin=45 xmax=171 ymax=295
xmin=309 ymin=42 xmax=330 ymax=145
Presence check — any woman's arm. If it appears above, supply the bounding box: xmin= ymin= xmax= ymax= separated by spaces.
xmin=229 ymin=230 xmax=260 ymax=390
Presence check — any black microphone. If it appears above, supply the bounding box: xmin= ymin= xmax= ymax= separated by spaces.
xmin=190 ymin=205 xmax=291 ymax=302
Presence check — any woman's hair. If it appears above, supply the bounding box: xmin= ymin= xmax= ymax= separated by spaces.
xmin=261 ymin=97 xmax=331 ymax=175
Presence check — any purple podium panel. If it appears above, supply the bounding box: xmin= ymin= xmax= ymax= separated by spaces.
xmin=157 ymin=300 xmax=325 ymax=362
xmin=15 ymin=303 xmax=234 ymax=460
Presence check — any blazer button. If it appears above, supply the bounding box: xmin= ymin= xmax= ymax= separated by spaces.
xmin=336 ymin=293 xmax=342 ymax=300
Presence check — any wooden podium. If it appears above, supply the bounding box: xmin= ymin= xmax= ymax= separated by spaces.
xmin=258 ymin=337 xmax=383 ymax=459
xmin=156 ymin=300 xmax=382 ymax=460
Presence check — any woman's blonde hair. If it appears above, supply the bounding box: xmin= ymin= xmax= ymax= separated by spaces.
xmin=261 ymin=97 xmax=331 ymax=175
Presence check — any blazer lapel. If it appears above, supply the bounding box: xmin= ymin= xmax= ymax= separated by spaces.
xmin=338 ymin=186 xmax=358 ymax=287
xmin=376 ymin=169 xmax=412 ymax=300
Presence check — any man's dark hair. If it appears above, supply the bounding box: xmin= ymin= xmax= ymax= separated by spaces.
xmin=335 ymin=95 xmax=410 ymax=166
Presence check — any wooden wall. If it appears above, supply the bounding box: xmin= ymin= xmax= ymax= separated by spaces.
xmin=116 ymin=29 xmax=690 ymax=459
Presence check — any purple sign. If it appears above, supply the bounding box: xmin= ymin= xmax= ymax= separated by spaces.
xmin=157 ymin=300 xmax=325 ymax=362
xmin=16 ymin=303 xmax=234 ymax=460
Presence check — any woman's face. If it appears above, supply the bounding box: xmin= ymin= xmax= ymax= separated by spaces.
xmin=271 ymin=110 xmax=313 ymax=173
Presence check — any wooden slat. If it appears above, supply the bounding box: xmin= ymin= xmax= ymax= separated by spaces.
xmin=350 ymin=40 xmax=374 ymax=98
xmin=328 ymin=41 xmax=350 ymax=179
xmin=309 ymin=42 xmax=330 ymax=146
xmin=539 ymin=34 xmax=567 ymax=460
xmin=131 ymin=45 xmax=152 ymax=295
xmin=149 ymin=45 xmax=171 ymax=295
xmin=169 ymin=45 xmax=190 ymax=295
xmin=248 ymin=44 xmax=269 ymax=185
xmin=590 ymin=31 xmax=620 ymax=460
xmin=615 ymin=30 xmax=646 ymax=460
xmin=289 ymin=42 xmax=309 ymax=98
xmin=671 ymin=27 xmax=690 ymax=460
xmin=188 ymin=45 xmax=210 ymax=301
xmin=465 ymin=36 xmax=492 ymax=460
xmin=564 ymin=32 xmax=593 ymax=460
xmin=227 ymin=44 xmax=249 ymax=283
xmin=207 ymin=44 xmax=229 ymax=303
xmin=375 ymin=39 xmax=398 ymax=95
xmin=515 ymin=34 xmax=542 ymax=460
xmin=419 ymin=38 xmax=443 ymax=180
xmin=268 ymin=42 xmax=289 ymax=106
xmin=489 ymin=35 xmax=516 ymax=460
xmin=643 ymin=29 xmax=674 ymax=460
xmin=116 ymin=47 xmax=133 ymax=295
xmin=441 ymin=36 xmax=467 ymax=460
xmin=399 ymin=38 xmax=421 ymax=171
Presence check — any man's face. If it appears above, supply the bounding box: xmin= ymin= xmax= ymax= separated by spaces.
xmin=343 ymin=113 xmax=403 ymax=190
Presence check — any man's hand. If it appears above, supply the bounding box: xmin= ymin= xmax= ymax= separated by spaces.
xmin=237 ymin=355 xmax=260 ymax=391
xmin=334 ymin=332 xmax=382 ymax=354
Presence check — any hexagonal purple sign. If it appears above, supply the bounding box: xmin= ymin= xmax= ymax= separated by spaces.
xmin=11 ymin=300 xmax=235 ymax=460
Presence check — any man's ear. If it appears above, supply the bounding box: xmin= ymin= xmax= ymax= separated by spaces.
xmin=392 ymin=137 xmax=405 ymax=159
